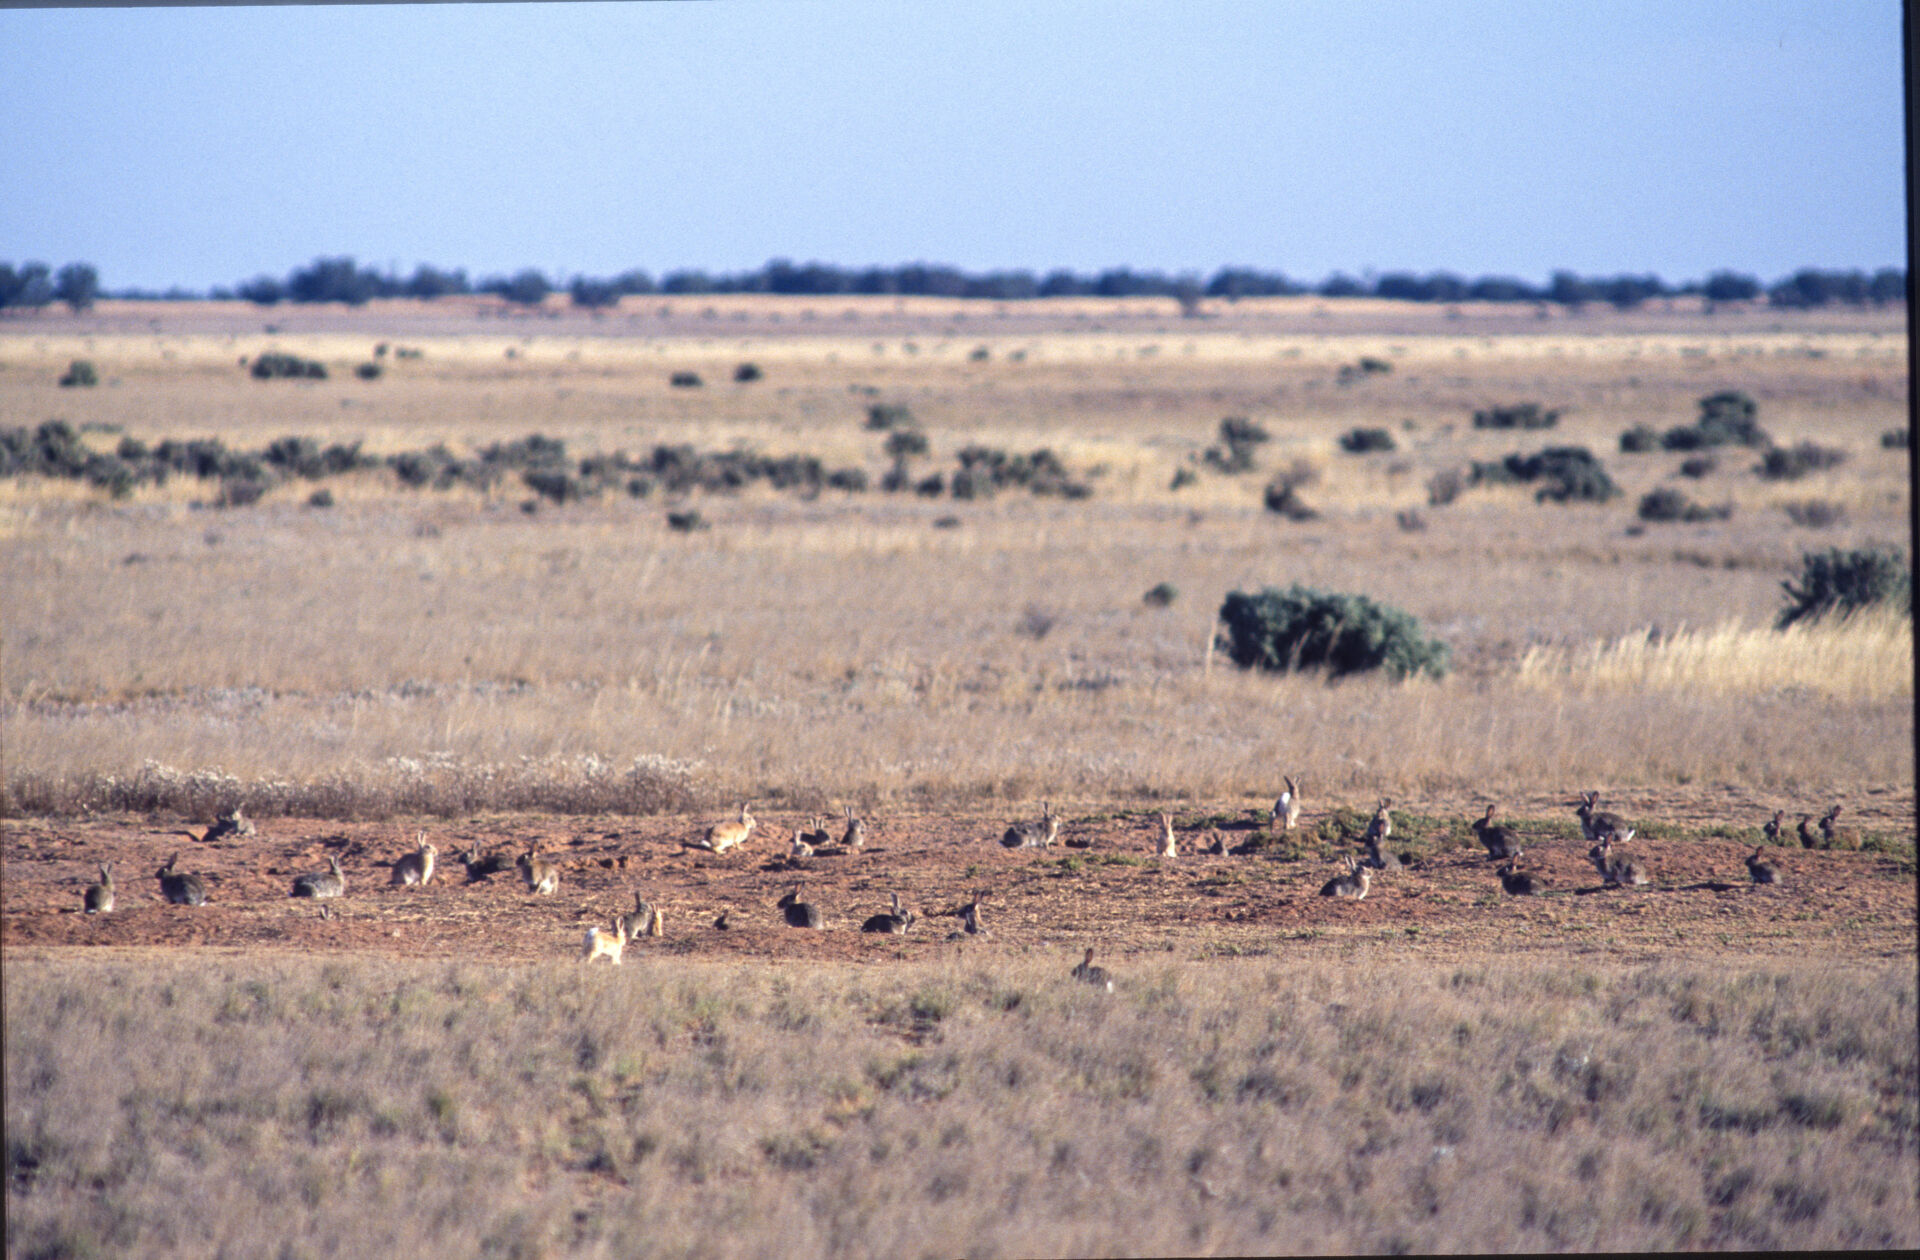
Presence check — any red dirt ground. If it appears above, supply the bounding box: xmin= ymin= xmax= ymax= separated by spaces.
xmin=4 ymin=788 xmax=1914 ymax=968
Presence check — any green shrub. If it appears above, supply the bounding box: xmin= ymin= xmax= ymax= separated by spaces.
xmin=866 ymin=403 xmax=912 ymax=430
xmin=1203 ymin=416 xmax=1268 ymax=473
xmin=1756 ymin=442 xmax=1847 ymax=481
xmin=1474 ymin=402 xmax=1559 ymax=430
xmin=307 ymin=488 xmax=334 ymax=509
xmin=354 ymin=362 xmax=383 ymax=380
xmin=251 ymin=352 xmax=327 ymax=380
xmin=1217 ymin=585 xmax=1449 ymax=680
xmin=1678 ymin=455 xmax=1716 ymax=478
xmin=884 ymin=429 xmax=929 ymax=459
xmin=58 ymin=359 xmax=98 ymax=388
xmin=1777 ymin=547 xmax=1910 ymax=628
xmin=1782 ymin=500 xmax=1845 ymax=528
xmin=1474 ymin=446 xmax=1617 ymax=503
xmin=734 ymin=362 xmax=763 ymax=382
xmin=1620 ymin=424 xmax=1661 ymax=453
xmin=1661 ymin=390 xmax=1770 ymax=450
xmin=1638 ymin=489 xmax=1732 ymax=523
xmin=666 ymin=509 xmax=708 ymax=532
xmin=1338 ymin=427 xmax=1396 ymax=453
xmin=1880 ymin=427 xmax=1909 ymax=449
xmin=669 ymin=371 xmax=703 ymax=388
xmin=1142 ymin=582 xmax=1178 ymax=608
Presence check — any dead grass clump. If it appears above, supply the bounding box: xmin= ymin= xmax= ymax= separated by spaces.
xmin=5 ymin=954 xmax=1912 ymax=1255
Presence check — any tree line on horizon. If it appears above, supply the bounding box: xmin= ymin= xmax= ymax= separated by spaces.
xmin=0 ymin=256 xmax=1906 ymax=313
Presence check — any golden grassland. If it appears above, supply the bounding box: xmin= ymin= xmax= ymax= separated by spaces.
xmin=1 ymin=299 xmax=1910 ymax=815
xmin=5 ymin=950 xmax=1915 ymax=1256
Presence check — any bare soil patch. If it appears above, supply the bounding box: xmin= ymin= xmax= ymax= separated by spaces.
xmin=7 ymin=787 xmax=1912 ymax=968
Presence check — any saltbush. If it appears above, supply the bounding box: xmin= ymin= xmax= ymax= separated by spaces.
xmin=1777 ymin=547 xmax=1910 ymax=628
xmin=1756 ymin=442 xmax=1847 ymax=481
xmin=1217 ymin=585 xmax=1449 ymax=680
xmin=1474 ymin=402 xmax=1559 ymax=430
xmin=1473 ymin=446 xmax=1617 ymax=503
xmin=58 ymin=359 xmax=98 ymax=388
xmin=250 ymin=352 xmax=327 ymax=380
xmin=1338 ymin=427 xmax=1396 ymax=453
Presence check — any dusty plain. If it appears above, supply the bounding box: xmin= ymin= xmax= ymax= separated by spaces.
xmin=3 ymin=294 xmax=1914 ymax=1255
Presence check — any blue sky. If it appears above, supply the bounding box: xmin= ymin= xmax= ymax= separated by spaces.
xmin=0 ymin=1 xmax=1905 ymax=291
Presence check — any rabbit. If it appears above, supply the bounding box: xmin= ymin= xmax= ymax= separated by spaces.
xmin=632 ymin=891 xmax=665 ymax=938
xmin=82 ymin=862 xmax=114 ymax=914
xmin=1496 ymin=861 xmax=1539 ymax=896
xmin=156 ymin=853 xmax=207 ymax=906
xmin=1588 ymin=839 xmax=1648 ymax=888
xmin=861 ymin=891 xmax=915 ymax=934
xmin=1319 ymin=855 xmax=1372 ymax=901
xmin=1761 ymin=810 xmax=1785 ymax=846
xmin=203 ymin=806 xmax=256 ymax=843
xmin=1158 ymin=813 xmax=1178 ymax=858
xmin=390 ymin=833 xmax=437 ymax=887
xmin=1275 ymin=777 xmax=1301 ymax=831
xmin=1361 ymin=798 xmax=1393 ymax=846
xmin=788 ymin=825 xmax=815 ymax=861
xmin=459 ymin=843 xmax=513 ymax=882
xmin=1818 ymin=806 xmax=1845 ymax=848
xmin=1575 ymin=792 xmax=1634 ymax=845
xmin=702 ymin=805 xmax=756 ymax=854
xmin=517 ymin=850 xmax=560 ymax=895
xmin=841 ymin=806 xmax=867 ymax=852
xmin=953 ymin=890 xmax=988 ymax=937
xmin=777 ymin=882 xmax=823 ymax=929
xmin=583 ymin=914 xmax=631 ymax=965
xmin=1361 ymin=833 xmax=1402 ymax=872
xmin=1472 ymin=805 xmax=1524 ymax=860
xmin=1745 ymin=848 xmax=1781 ymax=886
xmin=291 ymin=854 xmax=346 ymax=899
xmin=1796 ymin=815 xmax=1819 ymax=848
xmin=1002 ymin=801 xmax=1058 ymax=848
xmin=1071 ymin=947 xmax=1114 ymax=991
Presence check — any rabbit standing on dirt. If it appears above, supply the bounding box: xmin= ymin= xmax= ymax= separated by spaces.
xmin=1002 ymin=802 xmax=1058 ymax=849
xmin=583 ymin=914 xmax=630 ymax=965
xmin=841 ymin=807 xmax=867 ymax=852
xmin=1575 ymin=792 xmax=1634 ymax=845
xmin=390 ymin=834 xmax=437 ymax=887
xmin=83 ymin=863 xmax=114 ymax=913
xmin=1320 ymin=855 xmax=1372 ymax=901
xmin=1158 ymin=813 xmax=1178 ymax=858
xmin=1745 ymin=848 xmax=1781 ymax=886
xmin=1588 ymin=839 xmax=1648 ymax=888
xmin=1472 ymin=806 xmax=1523 ymax=860
xmin=292 ymin=854 xmax=346 ymax=899
xmin=861 ymin=892 xmax=915 ymax=934
xmin=1275 ymin=777 xmax=1301 ymax=831
xmin=1496 ymin=861 xmax=1539 ymax=896
xmin=156 ymin=854 xmax=207 ymax=906
xmin=700 ymin=805 xmax=756 ymax=854
xmin=778 ymin=883 xmax=823 ymax=928
xmin=459 ymin=844 xmax=512 ymax=882
xmin=518 ymin=851 xmax=560 ymax=895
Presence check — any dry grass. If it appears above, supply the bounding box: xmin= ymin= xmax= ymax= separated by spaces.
xmin=3 ymin=304 xmax=1910 ymax=817
xmin=1517 ymin=608 xmax=1913 ymax=702
xmin=5 ymin=950 xmax=1914 ymax=1256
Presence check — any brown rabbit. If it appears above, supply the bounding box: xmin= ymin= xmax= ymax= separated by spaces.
xmin=390 ymin=833 xmax=437 ymax=887
xmin=1319 ymin=855 xmax=1372 ymax=901
xmin=1745 ymin=848 xmax=1781 ymax=886
xmin=1472 ymin=806 xmax=1524 ymax=860
xmin=82 ymin=862 xmax=114 ymax=914
xmin=517 ymin=850 xmax=560 ymax=895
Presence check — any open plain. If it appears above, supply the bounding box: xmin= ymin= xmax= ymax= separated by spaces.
xmin=4 ymin=294 xmax=1914 ymax=1255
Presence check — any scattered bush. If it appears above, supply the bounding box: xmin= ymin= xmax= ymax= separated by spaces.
xmin=733 ymin=362 xmax=763 ymax=382
xmin=1473 ymin=446 xmax=1617 ymax=503
xmin=1662 ymin=391 xmax=1770 ymax=450
xmin=524 ymin=469 xmax=592 ymax=505
xmin=1777 ymin=546 xmax=1910 ymax=628
xmin=669 ymin=371 xmax=703 ymax=388
xmin=1336 ymin=356 xmax=1392 ymax=382
xmin=1619 ymin=424 xmax=1661 ymax=453
xmin=1678 ymin=455 xmax=1716 ymax=478
xmin=1202 ymin=417 xmax=1268 ymax=473
xmin=250 ymin=352 xmax=327 ymax=380
xmin=307 ymin=488 xmax=334 ymax=509
xmin=1474 ymin=403 xmax=1560 ymax=430
xmin=1880 ymin=427 xmax=1908 ymax=449
xmin=1217 ymin=585 xmax=1449 ymax=680
xmin=1338 ymin=427 xmax=1396 ymax=453
xmin=826 ymin=467 xmax=868 ymax=492
xmin=354 ymin=362 xmax=383 ymax=380
xmin=1169 ymin=467 xmax=1199 ymax=491
xmin=58 ymin=359 xmax=98 ymax=388
xmin=1756 ymin=442 xmax=1847 ymax=481
xmin=866 ymin=403 xmax=913 ymax=430
xmin=884 ymin=429 xmax=930 ymax=460
xmin=1142 ymin=582 xmax=1178 ymax=608
xmin=1426 ymin=467 xmax=1466 ymax=507
xmin=1395 ymin=508 xmax=1427 ymax=532
xmin=1637 ymin=489 xmax=1732 ymax=523
xmin=666 ymin=509 xmax=709 ymax=532
xmin=1782 ymin=500 xmax=1846 ymax=528
xmin=1263 ymin=461 xmax=1319 ymax=520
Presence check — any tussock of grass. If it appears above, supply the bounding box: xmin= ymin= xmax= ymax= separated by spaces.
xmin=1516 ymin=611 xmax=1912 ymax=701
xmin=5 ymin=953 xmax=1914 ymax=1255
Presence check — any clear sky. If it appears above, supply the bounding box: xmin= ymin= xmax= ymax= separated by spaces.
xmin=0 ymin=0 xmax=1905 ymax=291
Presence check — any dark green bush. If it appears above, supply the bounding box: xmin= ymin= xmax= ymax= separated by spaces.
xmin=866 ymin=404 xmax=913 ymax=430
xmin=1426 ymin=467 xmax=1466 ymax=506
xmin=884 ymin=429 xmax=930 ymax=459
xmin=1474 ymin=403 xmax=1559 ymax=430
xmin=1203 ymin=416 xmax=1269 ymax=473
xmin=1637 ymin=488 xmax=1731 ymax=523
xmin=1338 ymin=427 xmax=1396 ymax=453
xmin=1880 ymin=427 xmax=1909 ymax=449
xmin=669 ymin=371 xmax=703 ymax=388
xmin=251 ymin=352 xmax=327 ymax=380
xmin=354 ymin=362 xmax=383 ymax=380
xmin=524 ymin=469 xmax=591 ymax=504
xmin=1619 ymin=425 xmax=1660 ymax=453
xmin=1782 ymin=500 xmax=1845 ymax=528
xmin=1474 ymin=446 xmax=1617 ymax=503
xmin=666 ymin=509 xmax=708 ymax=532
xmin=1756 ymin=442 xmax=1847 ymax=480
xmin=1661 ymin=390 xmax=1770 ymax=450
xmin=58 ymin=359 xmax=98 ymax=388
xmin=307 ymin=488 xmax=334 ymax=509
xmin=826 ymin=467 xmax=868 ymax=492
xmin=733 ymin=362 xmax=763 ymax=382
xmin=1142 ymin=582 xmax=1178 ymax=608
xmin=1678 ymin=455 xmax=1716 ymax=478
xmin=1218 ymin=586 xmax=1449 ymax=680
xmin=1778 ymin=547 xmax=1909 ymax=628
